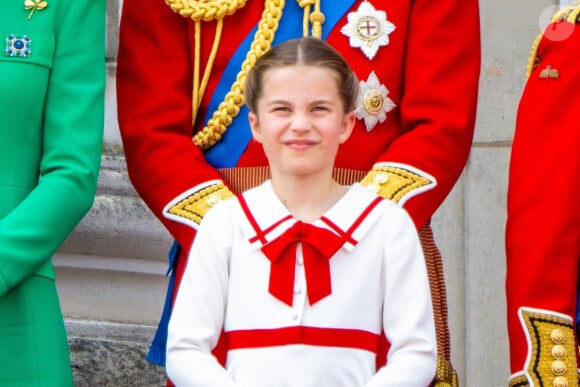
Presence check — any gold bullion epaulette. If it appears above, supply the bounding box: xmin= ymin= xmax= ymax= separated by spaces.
xmin=526 ymin=2 xmax=580 ymax=79
xmin=360 ymin=164 xmax=436 ymax=205
xmin=552 ymin=1 xmax=580 ymax=23
xmin=165 ymin=182 xmax=235 ymax=227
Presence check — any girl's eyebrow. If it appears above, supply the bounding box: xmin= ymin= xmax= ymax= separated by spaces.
xmin=266 ymin=99 xmax=291 ymax=105
xmin=267 ymin=98 xmax=332 ymax=104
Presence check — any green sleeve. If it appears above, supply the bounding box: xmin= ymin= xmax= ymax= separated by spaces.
xmin=0 ymin=0 xmax=106 ymax=296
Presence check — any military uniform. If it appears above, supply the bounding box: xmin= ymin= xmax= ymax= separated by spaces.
xmin=0 ymin=0 xmax=105 ymax=384
xmin=116 ymin=1 xmax=480 ymax=384
xmin=506 ymin=3 xmax=580 ymax=386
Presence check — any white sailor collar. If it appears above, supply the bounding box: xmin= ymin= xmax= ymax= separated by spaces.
xmin=238 ymin=180 xmax=386 ymax=253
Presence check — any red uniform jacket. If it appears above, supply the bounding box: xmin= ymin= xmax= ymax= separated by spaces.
xmin=116 ymin=0 xmax=480 ymax=369
xmin=506 ymin=6 xmax=580 ymax=387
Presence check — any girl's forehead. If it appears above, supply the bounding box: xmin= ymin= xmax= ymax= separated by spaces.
xmin=261 ymin=65 xmax=340 ymax=88
xmin=264 ymin=65 xmax=337 ymax=78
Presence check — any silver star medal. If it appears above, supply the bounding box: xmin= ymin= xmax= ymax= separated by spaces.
xmin=340 ymin=1 xmax=395 ymax=60
xmin=355 ymin=71 xmax=395 ymax=132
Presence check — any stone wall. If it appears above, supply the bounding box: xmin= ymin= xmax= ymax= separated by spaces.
xmin=53 ymin=0 xmax=570 ymax=385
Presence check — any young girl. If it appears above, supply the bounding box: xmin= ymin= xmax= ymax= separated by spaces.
xmin=166 ymin=37 xmax=436 ymax=386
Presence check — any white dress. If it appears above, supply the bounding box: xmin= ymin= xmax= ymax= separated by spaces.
xmin=167 ymin=181 xmax=436 ymax=387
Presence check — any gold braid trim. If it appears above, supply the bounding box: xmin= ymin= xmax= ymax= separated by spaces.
xmin=164 ymin=0 xmax=250 ymax=139
xmin=297 ymin=0 xmax=324 ymax=38
xmin=508 ymin=374 xmax=529 ymax=387
xmin=360 ymin=165 xmax=434 ymax=204
xmin=419 ymin=224 xmax=458 ymax=387
xmin=565 ymin=3 xmax=580 ymax=23
xmin=552 ymin=1 xmax=580 ymax=24
xmin=193 ymin=0 xmax=285 ymax=150
xmin=518 ymin=308 xmax=580 ymax=387
xmin=527 ymin=2 xmax=580 ymax=79
xmin=166 ymin=183 xmax=235 ymax=226
xmin=164 ymin=0 xmax=247 ymax=21
xmin=525 ymin=31 xmax=543 ymax=80
xmin=433 ymin=356 xmax=458 ymax=387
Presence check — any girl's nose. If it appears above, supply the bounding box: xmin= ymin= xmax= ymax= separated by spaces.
xmin=290 ymin=113 xmax=312 ymax=132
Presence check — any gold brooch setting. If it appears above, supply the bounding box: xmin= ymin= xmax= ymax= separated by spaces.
xmin=25 ymin=0 xmax=48 ymax=20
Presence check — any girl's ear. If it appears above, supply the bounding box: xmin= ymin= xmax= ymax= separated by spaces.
xmin=248 ymin=111 xmax=262 ymax=143
xmin=339 ymin=111 xmax=356 ymax=144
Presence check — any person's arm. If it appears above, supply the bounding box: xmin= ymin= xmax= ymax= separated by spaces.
xmin=166 ymin=202 xmax=238 ymax=386
xmin=362 ymin=0 xmax=481 ymax=230
xmin=0 ymin=0 xmax=105 ymax=296
xmin=366 ymin=207 xmax=437 ymax=386
xmin=116 ymin=0 xmax=232 ymax=252
xmin=505 ymin=16 xmax=580 ymax=385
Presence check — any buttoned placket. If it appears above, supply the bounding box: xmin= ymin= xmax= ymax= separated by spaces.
xmin=291 ymin=243 xmax=307 ymax=322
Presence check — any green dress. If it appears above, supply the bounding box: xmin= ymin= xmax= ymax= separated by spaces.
xmin=0 ymin=0 xmax=105 ymax=385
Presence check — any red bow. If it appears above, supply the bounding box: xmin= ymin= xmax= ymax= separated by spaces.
xmin=261 ymin=221 xmax=345 ymax=306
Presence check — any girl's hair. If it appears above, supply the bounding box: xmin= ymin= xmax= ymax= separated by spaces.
xmin=243 ymin=36 xmax=359 ymax=113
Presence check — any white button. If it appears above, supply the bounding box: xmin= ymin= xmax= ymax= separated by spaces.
xmin=297 ymin=256 xmax=304 ymax=265
xmin=294 ymin=286 xmax=303 ymax=294
xmin=292 ymin=313 xmax=299 ymax=320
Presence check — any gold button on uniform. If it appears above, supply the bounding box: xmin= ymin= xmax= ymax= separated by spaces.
xmin=553 ymin=376 xmax=568 ymax=387
xmin=373 ymin=172 xmax=389 ymax=184
xmin=551 ymin=344 xmax=567 ymax=359
xmin=550 ymin=360 xmax=566 ymax=375
xmin=206 ymin=194 xmax=221 ymax=207
xmin=551 ymin=329 xmax=565 ymax=344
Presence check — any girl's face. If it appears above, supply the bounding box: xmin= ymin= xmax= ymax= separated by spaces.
xmin=249 ymin=65 xmax=355 ymax=180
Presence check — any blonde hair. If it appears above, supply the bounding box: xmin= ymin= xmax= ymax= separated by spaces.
xmin=243 ymin=36 xmax=359 ymax=113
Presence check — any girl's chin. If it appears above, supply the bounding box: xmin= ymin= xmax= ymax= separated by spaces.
xmin=276 ymin=165 xmax=330 ymax=178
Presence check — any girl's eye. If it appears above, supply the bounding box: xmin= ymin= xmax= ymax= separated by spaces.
xmin=271 ymin=106 xmax=290 ymax=112
xmin=312 ymin=106 xmax=329 ymax=112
